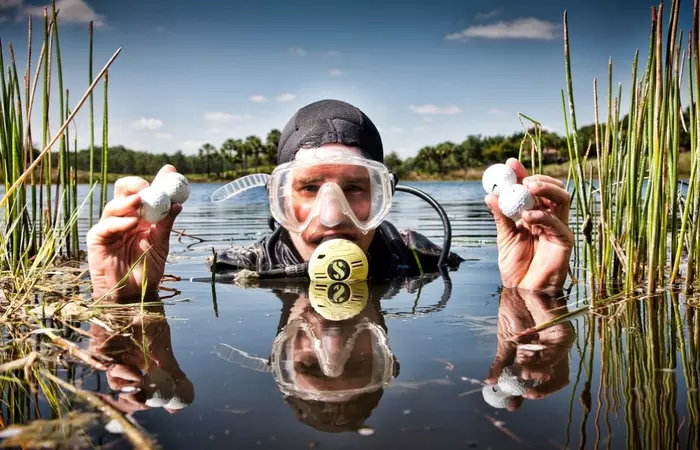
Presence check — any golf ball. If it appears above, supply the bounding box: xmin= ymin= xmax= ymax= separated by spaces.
xmin=139 ymin=187 xmax=171 ymax=224
xmin=497 ymin=366 xmax=536 ymax=396
xmin=498 ymin=184 xmax=535 ymax=221
xmin=482 ymin=163 xmax=517 ymax=195
xmin=152 ymin=172 xmax=190 ymax=204
xmin=482 ymin=384 xmax=512 ymax=409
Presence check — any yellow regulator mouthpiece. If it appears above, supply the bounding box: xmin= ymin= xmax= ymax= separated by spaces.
xmin=308 ymin=280 xmax=370 ymax=321
xmin=308 ymin=239 xmax=369 ymax=282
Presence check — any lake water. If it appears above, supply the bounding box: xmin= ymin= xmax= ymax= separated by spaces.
xmin=10 ymin=180 xmax=700 ymax=449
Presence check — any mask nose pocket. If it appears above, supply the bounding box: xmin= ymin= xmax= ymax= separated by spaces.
xmin=319 ymin=196 xmax=345 ymax=228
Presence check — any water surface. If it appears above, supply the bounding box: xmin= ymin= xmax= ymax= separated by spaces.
xmin=27 ymin=181 xmax=700 ymax=449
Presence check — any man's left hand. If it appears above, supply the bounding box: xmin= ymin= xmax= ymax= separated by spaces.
xmin=485 ymin=158 xmax=573 ymax=292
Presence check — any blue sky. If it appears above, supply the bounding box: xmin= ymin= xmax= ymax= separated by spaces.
xmin=0 ymin=0 xmax=694 ymax=159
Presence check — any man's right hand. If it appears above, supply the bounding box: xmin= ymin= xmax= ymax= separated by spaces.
xmin=87 ymin=165 xmax=182 ymax=299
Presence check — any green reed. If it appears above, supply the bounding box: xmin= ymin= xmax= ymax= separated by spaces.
xmin=0 ymin=8 xmax=118 ymax=273
xmin=520 ymin=0 xmax=700 ymax=295
xmin=88 ymin=22 xmax=95 ymax=229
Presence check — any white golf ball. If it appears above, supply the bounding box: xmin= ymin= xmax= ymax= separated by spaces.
xmin=482 ymin=384 xmax=513 ymax=409
xmin=152 ymin=172 xmax=190 ymax=204
xmin=497 ymin=366 xmax=536 ymax=396
xmin=139 ymin=187 xmax=171 ymax=224
xmin=498 ymin=184 xmax=535 ymax=222
xmin=482 ymin=163 xmax=517 ymax=195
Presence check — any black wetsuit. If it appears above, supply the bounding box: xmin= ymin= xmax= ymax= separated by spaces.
xmin=208 ymin=221 xmax=464 ymax=281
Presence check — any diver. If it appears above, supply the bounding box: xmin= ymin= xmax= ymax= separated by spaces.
xmin=85 ymin=99 xmax=573 ymax=298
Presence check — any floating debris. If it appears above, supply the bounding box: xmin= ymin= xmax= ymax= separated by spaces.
xmin=357 ymin=427 xmax=375 ymax=436
xmin=434 ymin=358 xmax=455 ymax=371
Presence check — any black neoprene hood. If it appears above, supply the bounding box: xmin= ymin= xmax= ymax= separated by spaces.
xmin=277 ymin=99 xmax=384 ymax=164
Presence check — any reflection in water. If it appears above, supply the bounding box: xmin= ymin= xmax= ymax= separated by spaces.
xmin=482 ymin=289 xmax=575 ymax=411
xmin=214 ymin=277 xmax=453 ymax=433
xmin=87 ymin=294 xmax=195 ymax=418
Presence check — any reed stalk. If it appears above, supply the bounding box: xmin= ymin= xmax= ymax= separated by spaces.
xmin=100 ymin=71 xmax=108 ymax=215
xmin=88 ymin=21 xmax=95 ymax=228
xmin=50 ymin=0 xmax=70 ymax=257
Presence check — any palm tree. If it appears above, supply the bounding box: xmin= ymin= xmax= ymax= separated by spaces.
xmin=219 ymin=138 xmax=240 ymax=177
xmin=199 ymin=143 xmax=216 ymax=177
xmin=244 ymin=135 xmax=263 ymax=172
xmin=265 ymin=129 xmax=281 ymax=166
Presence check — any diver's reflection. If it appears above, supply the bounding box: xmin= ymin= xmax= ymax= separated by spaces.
xmin=482 ymin=288 xmax=575 ymax=411
xmin=218 ymin=280 xmax=399 ymax=432
xmin=87 ymin=293 xmax=194 ymax=415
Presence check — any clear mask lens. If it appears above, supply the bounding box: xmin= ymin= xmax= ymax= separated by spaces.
xmin=270 ymin=317 xmax=395 ymax=402
xmin=268 ymin=156 xmax=394 ymax=234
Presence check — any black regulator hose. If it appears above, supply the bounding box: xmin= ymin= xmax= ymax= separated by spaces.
xmin=394 ymin=184 xmax=453 ymax=267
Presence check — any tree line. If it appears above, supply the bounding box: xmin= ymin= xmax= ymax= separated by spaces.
xmin=45 ymin=110 xmax=693 ymax=180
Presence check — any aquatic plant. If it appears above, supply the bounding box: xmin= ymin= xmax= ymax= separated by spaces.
xmin=0 ymin=1 xmax=116 ymax=272
xmin=518 ymin=0 xmax=700 ymax=296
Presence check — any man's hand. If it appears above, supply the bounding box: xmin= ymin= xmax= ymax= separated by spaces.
xmin=87 ymin=165 xmax=182 ymax=298
xmin=485 ymin=158 xmax=573 ymax=291
xmin=485 ymin=289 xmax=574 ymax=411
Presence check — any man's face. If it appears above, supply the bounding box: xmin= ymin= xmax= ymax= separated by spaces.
xmin=288 ymin=145 xmax=377 ymax=261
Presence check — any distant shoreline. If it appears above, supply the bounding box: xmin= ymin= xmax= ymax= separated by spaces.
xmin=20 ymin=154 xmax=693 ymax=184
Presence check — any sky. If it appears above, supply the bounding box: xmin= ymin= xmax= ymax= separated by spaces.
xmin=0 ymin=0 xmax=695 ymax=159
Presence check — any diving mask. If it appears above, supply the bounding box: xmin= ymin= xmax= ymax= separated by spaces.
xmin=269 ymin=152 xmax=395 ymax=234
xmin=209 ymin=147 xmax=395 ymax=235
xmin=269 ymin=316 xmax=395 ymax=402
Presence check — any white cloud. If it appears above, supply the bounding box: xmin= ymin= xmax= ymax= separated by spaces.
xmin=289 ymin=47 xmax=307 ymax=56
xmin=276 ymin=93 xmax=296 ymax=102
xmin=409 ymin=104 xmax=461 ymax=115
xmin=475 ymin=8 xmax=503 ymax=20
xmin=414 ymin=126 xmax=425 ymax=132
xmin=23 ymin=0 xmax=105 ymax=27
xmin=445 ymin=18 xmax=558 ymax=41
xmin=249 ymin=95 xmax=268 ymax=103
xmin=390 ymin=127 xmax=404 ymax=133
xmin=204 ymin=112 xmax=252 ymax=124
xmin=488 ymin=107 xmax=506 ymax=116
xmin=327 ymin=51 xmax=341 ymax=56
xmin=328 ymin=69 xmax=343 ymax=77
xmin=131 ymin=117 xmax=164 ymax=131
xmin=155 ymin=132 xmax=172 ymax=139
xmin=422 ymin=116 xmax=434 ymax=122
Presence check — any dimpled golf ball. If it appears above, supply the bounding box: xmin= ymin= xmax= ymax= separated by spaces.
xmin=482 ymin=163 xmax=517 ymax=195
xmin=152 ymin=172 xmax=190 ymax=204
xmin=498 ymin=366 xmax=536 ymax=396
xmin=498 ymin=184 xmax=535 ymax=222
xmin=139 ymin=187 xmax=171 ymax=224
xmin=482 ymin=384 xmax=513 ymax=409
